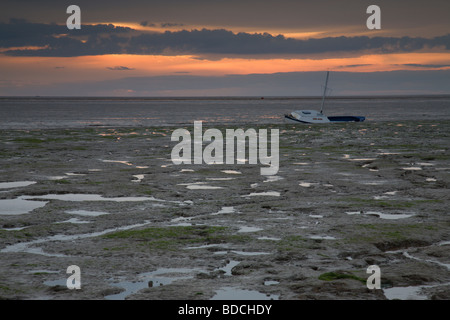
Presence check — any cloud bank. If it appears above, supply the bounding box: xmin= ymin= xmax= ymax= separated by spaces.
xmin=1 ymin=19 xmax=449 ymax=57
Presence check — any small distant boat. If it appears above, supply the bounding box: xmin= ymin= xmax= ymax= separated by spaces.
xmin=284 ymin=71 xmax=365 ymax=124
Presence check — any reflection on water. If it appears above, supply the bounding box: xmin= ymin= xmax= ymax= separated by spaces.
xmin=106 ymin=268 xmax=202 ymax=300
xmin=2 ymin=96 xmax=450 ymax=129
xmin=0 ymin=181 xmax=36 ymax=189
xmin=177 ymin=182 xmax=223 ymax=190
xmin=22 ymin=193 xmax=184 ymax=204
xmin=383 ymin=285 xmax=433 ymax=300
xmin=211 ymin=206 xmax=235 ymax=215
xmin=0 ymin=197 xmax=48 ymax=215
xmin=346 ymin=211 xmax=414 ymax=220
xmin=241 ymin=191 xmax=280 ymax=197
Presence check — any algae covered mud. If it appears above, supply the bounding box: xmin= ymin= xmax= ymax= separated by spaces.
xmin=0 ymin=120 xmax=449 ymax=300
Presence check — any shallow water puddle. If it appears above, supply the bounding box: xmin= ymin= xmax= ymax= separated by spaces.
xmin=170 ymin=216 xmax=193 ymax=226
xmin=402 ymin=251 xmax=450 ymax=271
xmin=383 ymin=285 xmax=435 ymax=300
xmin=346 ymin=211 xmax=414 ymax=220
xmin=101 ymin=159 xmax=133 ymax=166
xmin=346 ymin=158 xmax=376 ymax=162
xmin=258 ymin=236 xmax=281 ymax=241
xmin=105 ymin=267 xmax=204 ymax=300
xmin=359 ymin=180 xmax=388 ymax=185
xmin=309 ymin=235 xmax=336 ymax=240
xmin=219 ymin=260 xmax=240 ymax=276
xmin=0 ymin=197 xmax=48 ymax=215
xmin=65 ymin=172 xmax=86 ymax=176
xmin=184 ymin=243 xmax=229 ymax=250
xmin=206 ymin=177 xmax=235 ymax=181
xmin=264 ymin=176 xmax=283 ymax=183
xmin=299 ymin=182 xmax=317 ymax=188
xmin=105 ymin=260 xmax=250 ymax=300
xmin=177 ymin=182 xmax=223 ymax=190
xmin=241 ymin=191 xmax=280 ymax=197
xmin=0 ymin=181 xmax=37 ymax=189
xmin=132 ymin=174 xmax=144 ymax=182
xmin=44 ymin=279 xmax=67 ymax=287
xmin=211 ymin=287 xmax=279 ymax=300
xmin=230 ymin=250 xmax=270 ymax=256
xmin=171 ymin=206 xmax=236 ymax=227
xmin=22 ymin=193 xmax=184 ymax=205
xmin=56 ymin=218 xmax=90 ymax=224
xmin=46 ymin=176 xmax=68 ymax=180
xmin=416 ymin=162 xmax=435 ymax=166
xmin=101 ymin=159 xmax=149 ymax=169
xmin=211 ymin=206 xmax=236 ymax=215
xmin=221 ymin=170 xmax=242 ymax=175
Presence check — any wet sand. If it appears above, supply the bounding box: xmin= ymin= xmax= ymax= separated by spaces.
xmin=0 ymin=120 xmax=449 ymax=300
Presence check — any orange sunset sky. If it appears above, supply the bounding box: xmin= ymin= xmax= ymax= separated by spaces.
xmin=1 ymin=0 xmax=450 ymax=96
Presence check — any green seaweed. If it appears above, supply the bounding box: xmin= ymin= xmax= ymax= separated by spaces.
xmin=102 ymin=225 xmax=228 ymax=251
xmin=318 ymin=271 xmax=366 ymax=283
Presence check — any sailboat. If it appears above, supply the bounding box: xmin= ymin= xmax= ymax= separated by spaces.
xmin=284 ymin=72 xmax=365 ymax=124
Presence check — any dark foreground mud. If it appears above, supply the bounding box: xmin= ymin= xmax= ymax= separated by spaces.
xmin=0 ymin=120 xmax=449 ymax=300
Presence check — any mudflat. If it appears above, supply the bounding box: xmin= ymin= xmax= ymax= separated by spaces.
xmin=0 ymin=120 xmax=449 ymax=300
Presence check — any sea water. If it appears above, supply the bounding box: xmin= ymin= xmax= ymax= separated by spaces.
xmin=1 ymin=96 xmax=449 ymax=129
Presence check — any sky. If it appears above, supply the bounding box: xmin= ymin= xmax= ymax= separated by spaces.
xmin=1 ymin=0 xmax=450 ymax=96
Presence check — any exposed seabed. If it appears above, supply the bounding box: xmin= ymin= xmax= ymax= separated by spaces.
xmin=0 ymin=121 xmax=449 ymax=300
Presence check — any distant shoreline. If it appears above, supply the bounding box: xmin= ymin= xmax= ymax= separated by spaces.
xmin=1 ymin=94 xmax=450 ymax=101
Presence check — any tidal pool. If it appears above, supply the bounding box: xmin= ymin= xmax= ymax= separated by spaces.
xmin=0 ymin=181 xmax=36 ymax=189
xmin=211 ymin=207 xmax=236 ymax=215
xmin=241 ymin=191 xmax=280 ymax=197
xmin=0 ymin=197 xmax=48 ymax=215
xmin=178 ymin=182 xmax=223 ymax=190
xmin=106 ymin=268 xmax=202 ymax=300
xmin=346 ymin=211 xmax=414 ymax=220
xmin=22 ymin=193 xmax=184 ymax=205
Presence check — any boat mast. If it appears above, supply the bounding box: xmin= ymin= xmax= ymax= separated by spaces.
xmin=320 ymin=71 xmax=329 ymax=114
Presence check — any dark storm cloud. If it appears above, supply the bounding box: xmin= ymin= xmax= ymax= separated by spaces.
xmin=160 ymin=22 xmax=184 ymax=28
xmin=140 ymin=21 xmax=156 ymax=27
xmin=0 ymin=18 xmax=133 ymax=56
xmin=1 ymin=20 xmax=450 ymax=57
xmin=1 ymin=0 xmax=449 ymax=38
xmin=107 ymin=66 xmax=135 ymax=70
xmin=403 ymin=64 xmax=450 ymax=69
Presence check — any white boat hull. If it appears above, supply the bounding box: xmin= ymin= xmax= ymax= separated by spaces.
xmin=284 ymin=112 xmax=365 ymax=124
xmin=284 ymin=110 xmax=331 ymax=124
xmin=283 ymin=72 xmax=365 ymax=124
